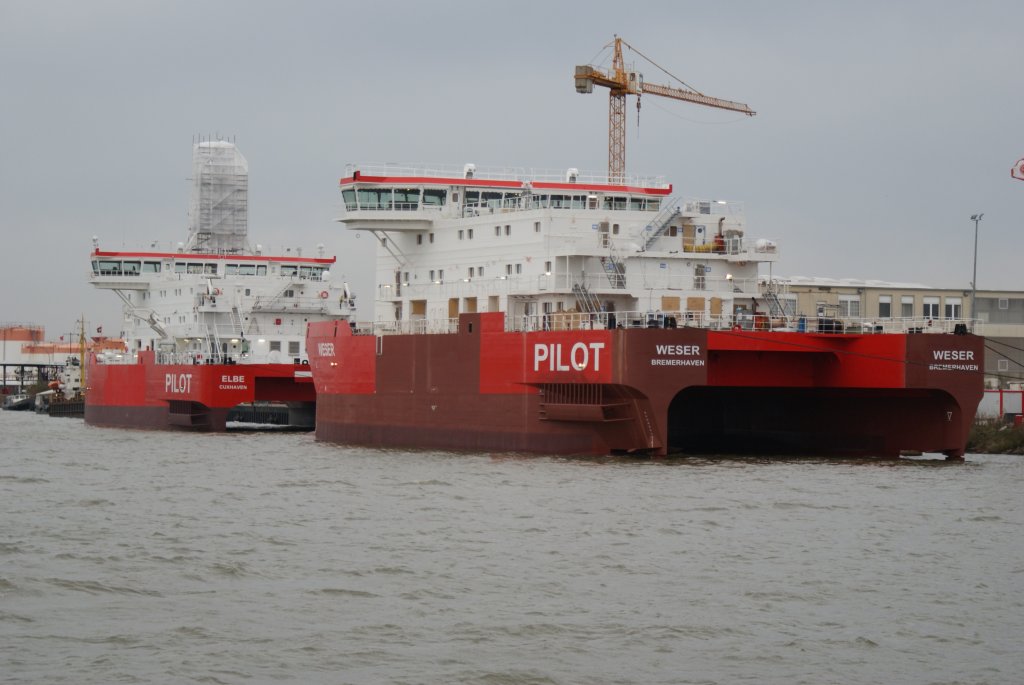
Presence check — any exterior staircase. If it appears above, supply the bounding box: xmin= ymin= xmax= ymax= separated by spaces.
xmin=640 ymin=196 xmax=683 ymax=252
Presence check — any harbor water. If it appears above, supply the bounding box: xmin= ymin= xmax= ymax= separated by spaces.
xmin=2 ymin=411 xmax=1022 ymax=684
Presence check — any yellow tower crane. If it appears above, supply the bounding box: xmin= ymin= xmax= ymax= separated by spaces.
xmin=574 ymin=36 xmax=755 ymax=183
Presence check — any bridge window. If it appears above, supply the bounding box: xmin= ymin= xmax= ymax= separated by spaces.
xmin=143 ymin=261 xmax=160 ymax=273
xmin=923 ymin=297 xmax=939 ymax=319
xmin=357 ymin=188 xmax=392 ymax=210
xmin=281 ymin=265 xmax=298 ymax=277
xmin=422 ymin=189 xmax=446 ymax=206
xmin=341 ymin=188 xmax=357 ymax=211
xmin=393 ymin=188 xmax=420 ymax=210
xmin=186 ymin=263 xmax=203 ymax=274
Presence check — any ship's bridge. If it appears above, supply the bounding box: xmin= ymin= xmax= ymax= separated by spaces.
xmin=337 ymin=162 xmax=673 ymax=229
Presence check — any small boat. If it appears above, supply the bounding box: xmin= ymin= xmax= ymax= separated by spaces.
xmin=2 ymin=393 xmax=33 ymax=411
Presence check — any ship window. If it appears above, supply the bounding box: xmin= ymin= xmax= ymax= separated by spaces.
xmin=544 ymin=261 xmax=552 ymax=272
xmin=357 ymin=188 xmax=391 ymax=210
xmin=245 ymin=289 xmax=250 ymax=296
xmin=465 ymin=190 xmax=480 ymax=206
xmin=506 ymin=264 xmax=513 ymax=275
xmin=284 ymin=289 xmax=295 ymax=298
xmin=393 ymin=188 xmax=420 ymax=210
xmin=238 ymin=264 xmax=257 ymax=276
xmin=187 ymin=263 xmax=203 ymax=274
xmin=550 ymin=194 xmax=570 ymax=208
xmin=572 ymin=195 xmax=586 ymax=209
xmin=143 ymin=261 xmax=160 ymax=273
xmin=120 ymin=261 xmax=141 ymax=275
xmin=288 ymin=341 xmax=300 ymax=356
xmin=923 ymin=297 xmax=939 ymax=319
xmin=225 ymin=264 xmax=239 ymax=275
xmin=495 ymin=225 xmax=501 ymax=236
xmin=204 ymin=264 xmax=217 ymax=275
xmin=999 ymin=298 xmax=1009 ymax=310
xmin=998 ymin=359 xmax=1009 ymax=372
xmin=515 ymin=264 xmax=522 ymax=274
xmin=478 ymin=266 xmax=484 ymax=277
xmin=630 ymin=197 xmax=645 ymax=210
xmin=603 ymin=196 xmax=627 ymax=210
xmin=281 ymin=265 xmax=298 ymax=277
xmin=467 ymin=228 xmax=473 ymax=239
xmin=299 ymin=266 xmax=313 ymax=279
xmin=438 ymin=269 xmax=444 ymax=281
xmin=505 ymin=225 xmax=511 ymax=236
xmin=270 ymin=340 xmax=281 ymax=352
xmin=257 ymin=265 xmax=267 ymax=276
xmin=469 ymin=267 xmax=475 ymax=277
xmin=481 ymin=191 xmax=502 ymax=208
xmin=417 ymin=234 xmax=423 ymax=245
xmin=341 ymin=188 xmax=357 ymax=211
xmin=98 ymin=260 xmax=121 ymax=275
xmin=430 ymin=270 xmax=435 ymax=281
xmin=429 ymin=233 xmax=434 ymax=244
xmin=534 ymin=221 xmax=541 ymax=233
xmin=612 ymin=224 xmax=620 ymax=235
xmin=458 ymin=230 xmax=464 ymax=240
xmin=422 ymin=189 xmax=446 ymax=206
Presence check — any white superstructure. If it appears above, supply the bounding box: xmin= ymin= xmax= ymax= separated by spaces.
xmin=89 ymin=141 xmax=355 ymax=364
xmin=339 ymin=162 xmax=779 ymax=331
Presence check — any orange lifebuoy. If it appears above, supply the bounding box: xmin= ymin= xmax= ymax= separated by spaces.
xmin=320 ymin=291 xmax=329 ymax=299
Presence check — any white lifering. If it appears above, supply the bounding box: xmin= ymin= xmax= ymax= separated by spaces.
xmin=320 ymin=291 xmax=329 ymax=299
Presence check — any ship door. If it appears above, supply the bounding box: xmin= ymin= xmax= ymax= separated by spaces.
xmin=599 ymin=221 xmax=610 ymax=248
xmin=448 ymin=298 xmax=459 ymax=319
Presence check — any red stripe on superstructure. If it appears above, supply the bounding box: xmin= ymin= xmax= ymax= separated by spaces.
xmin=340 ymin=175 xmax=672 ymax=196
xmin=90 ymin=250 xmax=336 ymax=264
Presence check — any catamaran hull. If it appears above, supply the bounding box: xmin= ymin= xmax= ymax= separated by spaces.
xmin=85 ymin=351 xmax=315 ymax=431
xmin=307 ymin=313 xmax=984 ymax=458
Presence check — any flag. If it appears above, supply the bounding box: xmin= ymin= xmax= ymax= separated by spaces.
xmin=60 ymin=335 xmax=64 ymax=341
xmin=97 ymin=326 xmax=103 ymax=334
xmin=1013 ymin=158 xmax=1024 ymax=181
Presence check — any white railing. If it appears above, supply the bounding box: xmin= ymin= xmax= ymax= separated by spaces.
xmin=345 ymin=162 xmax=669 ymax=189
xmin=349 ymin=312 xmax=977 ymax=337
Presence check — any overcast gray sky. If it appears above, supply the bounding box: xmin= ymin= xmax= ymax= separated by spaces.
xmin=2 ymin=0 xmax=1022 ymax=338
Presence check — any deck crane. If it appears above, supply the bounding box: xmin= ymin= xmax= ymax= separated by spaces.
xmin=574 ymin=36 xmax=755 ymax=183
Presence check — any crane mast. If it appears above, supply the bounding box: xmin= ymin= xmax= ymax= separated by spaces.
xmin=575 ymin=36 xmax=755 ymax=183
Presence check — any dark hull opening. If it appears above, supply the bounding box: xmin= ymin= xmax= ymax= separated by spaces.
xmin=668 ymin=386 xmax=965 ymax=458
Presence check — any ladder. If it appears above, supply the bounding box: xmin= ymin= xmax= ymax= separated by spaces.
xmin=601 ymin=242 xmax=626 ymax=289
xmin=572 ymin=282 xmax=602 ymax=314
xmin=761 ymin=280 xmax=792 ymax=329
xmin=640 ymin=196 xmax=683 ymax=252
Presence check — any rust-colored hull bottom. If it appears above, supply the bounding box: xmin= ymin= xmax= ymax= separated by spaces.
xmin=314 ymin=385 xmax=970 ymax=458
xmin=84 ymin=353 xmax=316 ymax=432
xmin=306 ymin=314 xmax=985 ymax=459
xmin=85 ymin=404 xmax=232 ymax=432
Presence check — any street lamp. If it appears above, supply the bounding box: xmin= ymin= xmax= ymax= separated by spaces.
xmin=970 ymin=213 xmax=983 ymax=328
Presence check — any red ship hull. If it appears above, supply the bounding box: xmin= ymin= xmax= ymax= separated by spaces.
xmin=306 ymin=313 xmax=984 ymax=458
xmin=85 ymin=350 xmax=316 ymax=431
